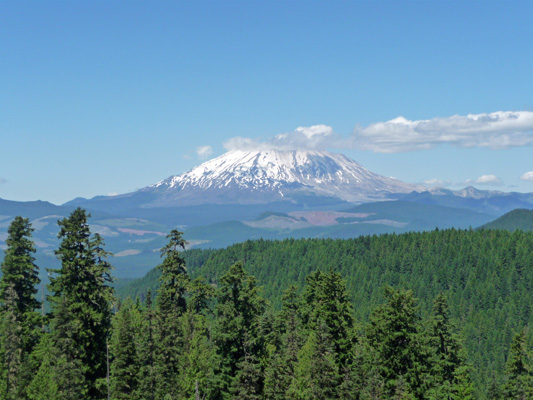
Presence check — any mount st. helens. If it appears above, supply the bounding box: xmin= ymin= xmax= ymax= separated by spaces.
xmin=70 ymin=150 xmax=425 ymax=209
xmin=150 ymin=150 xmax=425 ymax=204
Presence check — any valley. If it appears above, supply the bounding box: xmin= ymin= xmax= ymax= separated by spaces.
xmin=1 ymin=150 xmax=532 ymax=279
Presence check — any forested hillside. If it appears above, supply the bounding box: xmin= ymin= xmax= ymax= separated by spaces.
xmin=120 ymin=228 xmax=533 ymax=397
xmin=480 ymin=208 xmax=533 ymax=231
xmin=2 ymin=209 xmax=533 ymax=399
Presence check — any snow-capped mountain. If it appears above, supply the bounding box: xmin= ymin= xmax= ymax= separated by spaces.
xmin=140 ymin=150 xmax=425 ymax=206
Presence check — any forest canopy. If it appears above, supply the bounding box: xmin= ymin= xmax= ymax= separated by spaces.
xmin=1 ymin=209 xmax=533 ymax=399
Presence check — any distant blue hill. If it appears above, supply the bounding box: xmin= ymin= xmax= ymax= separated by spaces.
xmin=0 ymin=191 xmax=522 ymax=279
xmin=0 ymin=198 xmax=70 ymax=218
xmin=400 ymin=186 xmax=533 ymax=215
xmin=182 ymin=200 xmax=494 ymax=249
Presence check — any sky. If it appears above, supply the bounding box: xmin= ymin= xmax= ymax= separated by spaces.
xmin=1 ymin=0 xmax=533 ymax=205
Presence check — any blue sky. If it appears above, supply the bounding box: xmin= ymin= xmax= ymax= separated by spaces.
xmin=1 ymin=0 xmax=533 ymax=205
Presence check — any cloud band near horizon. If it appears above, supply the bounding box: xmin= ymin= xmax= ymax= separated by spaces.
xmin=223 ymin=111 xmax=533 ymax=153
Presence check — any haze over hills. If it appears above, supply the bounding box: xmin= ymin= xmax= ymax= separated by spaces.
xmin=400 ymin=186 xmax=533 ymax=215
xmin=2 ymin=150 xmax=533 ymax=278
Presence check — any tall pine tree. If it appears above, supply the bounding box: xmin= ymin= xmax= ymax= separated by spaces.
xmin=49 ymin=297 xmax=88 ymax=400
xmin=110 ymin=298 xmax=140 ymax=399
xmin=300 ymin=270 xmax=356 ymax=369
xmin=153 ymin=230 xmax=189 ymax=399
xmin=426 ymin=293 xmax=473 ymax=399
xmin=136 ymin=290 xmax=156 ymax=400
xmin=263 ymin=286 xmax=302 ymax=399
xmin=47 ymin=208 xmax=114 ymax=399
xmin=367 ymin=286 xmax=429 ymax=399
xmin=0 ymin=216 xmax=41 ymax=399
xmin=288 ymin=322 xmax=339 ymax=400
xmin=214 ymin=262 xmax=267 ymax=398
xmin=502 ymin=329 xmax=533 ymax=399
xmin=0 ymin=285 xmax=23 ymax=400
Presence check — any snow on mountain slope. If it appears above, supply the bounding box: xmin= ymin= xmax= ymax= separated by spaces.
xmin=141 ymin=150 xmax=425 ymax=206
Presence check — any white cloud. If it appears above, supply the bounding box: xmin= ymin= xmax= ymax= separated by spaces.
xmin=223 ymin=137 xmax=265 ymax=151
xmin=423 ymin=178 xmax=453 ymax=188
xmin=294 ymin=125 xmax=333 ymax=139
xmin=462 ymin=175 xmax=503 ymax=186
xmin=196 ymin=145 xmax=213 ymax=159
xmin=222 ymin=111 xmax=533 ymax=153
xmin=520 ymin=171 xmax=533 ymax=181
xmin=476 ymin=175 xmax=502 ymax=185
xmin=224 ymin=125 xmax=338 ymax=151
xmin=352 ymin=111 xmax=533 ymax=153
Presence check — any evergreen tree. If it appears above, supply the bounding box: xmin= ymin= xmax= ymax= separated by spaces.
xmin=427 ymin=293 xmax=471 ymax=399
xmin=300 ymin=270 xmax=356 ymax=369
xmin=110 ymin=298 xmax=140 ymax=399
xmin=294 ymin=269 xmax=356 ymax=398
xmin=231 ymin=350 xmax=263 ymax=400
xmin=288 ymin=323 xmax=338 ymax=400
xmin=0 ymin=216 xmax=41 ymax=398
xmin=214 ymin=262 xmax=267 ymax=397
xmin=0 ymin=285 xmax=23 ymax=400
xmin=153 ymin=230 xmax=189 ymax=399
xmin=26 ymin=335 xmax=58 ymax=400
xmin=49 ymin=297 xmax=87 ymax=400
xmin=263 ymin=351 xmax=290 ymax=400
xmin=28 ymin=298 xmax=89 ymax=400
xmin=367 ymin=286 xmax=429 ymax=399
xmin=452 ymin=365 xmax=475 ymax=400
xmin=348 ymin=339 xmax=386 ymax=400
xmin=177 ymin=309 xmax=219 ymax=400
xmin=502 ymin=329 xmax=533 ymax=399
xmin=486 ymin=373 xmax=502 ymax=400
xmin=157 ymin=229 xmax=189 ymax=314
xmin=136 ymin=290 xmax=156 ymax=400
xmin=280 ymin=286 xmax=302 ymax=368
xmin=47 ymin=208 xmax=114 ymax=399
xmin=0 ymin=216 xmax=41 ymax=350
xmin=187 ymin=276 xmax=215 ymax=315
xmin=392 ymin=376 xmax=416 ymax=400
xmin=263 ymin=286 xmax=302 ymax=399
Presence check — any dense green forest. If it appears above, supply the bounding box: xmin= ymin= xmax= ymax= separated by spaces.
xmin=1 ymin=209 xmax=533 ymax=399
xmin=120 ymin=227 xmax=533 ymax=398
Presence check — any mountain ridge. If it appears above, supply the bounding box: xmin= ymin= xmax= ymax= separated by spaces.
xmin=66 ymin=149 xmax=426 ymax=209
xmin=400 ymin=186 xmax=533 ymax=215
